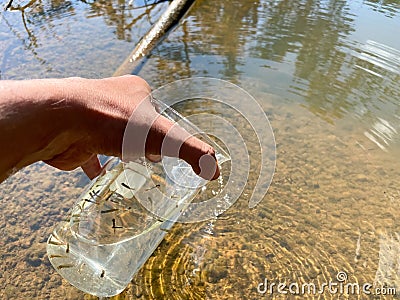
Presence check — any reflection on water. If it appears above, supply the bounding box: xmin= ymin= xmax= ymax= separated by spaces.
xmin=356 ymin=40 xmax=400 ymax=76
xmin=0 ymin=0 xmax=168 ymax=79
xmin=364 ymin=0 xmax=400 ymax=17
xmin=1 ymin=0 xmax=400 ymax=299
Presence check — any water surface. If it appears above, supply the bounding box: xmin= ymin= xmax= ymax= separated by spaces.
xmin=1 ymin=0 xmax=400 ymax=299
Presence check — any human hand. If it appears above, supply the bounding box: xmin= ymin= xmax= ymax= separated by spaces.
xmin=41 ymin=75 xmax=220 ymax=181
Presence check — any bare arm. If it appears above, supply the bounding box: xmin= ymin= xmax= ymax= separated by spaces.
xmin=0 ymin=75 xmax=219 ymax=183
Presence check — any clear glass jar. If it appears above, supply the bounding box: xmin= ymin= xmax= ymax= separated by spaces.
xmin=46 ymin=98 xmax=230 ymax=297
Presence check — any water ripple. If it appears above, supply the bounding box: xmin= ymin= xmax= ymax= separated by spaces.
xmin=355 ymin=40 xmax=400 ymax=76
xmin=364 ymin=117 xmax=398 ymax=151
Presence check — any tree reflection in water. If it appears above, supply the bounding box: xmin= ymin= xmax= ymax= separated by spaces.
xmin=146 ymin=0 xmax=399 ymax=124
xmin=0 ymin=0 xmax=168 ymax=71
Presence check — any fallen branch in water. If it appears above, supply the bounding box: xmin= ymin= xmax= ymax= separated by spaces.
xmin=4 ymin=0 xmax=13 ymax=11
xmin=113 ymin=0 xmax=195 ymax=76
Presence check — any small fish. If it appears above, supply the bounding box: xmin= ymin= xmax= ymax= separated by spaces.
xmin=48 ymin=239 xmax=64 ymax=246
xmin=101 ymin=208 xmax=119 ymax=214
xmin=70 ymin=217 xmax=88 ymax=224
xmin=100 ymin=270 xmax=105 ymax=278
xmin=145 ymin=184 xmax=160 ymax=191
xmin=109 ymin=192 xmax=126 ymax=204
xmin=70 ymin=217 xmax=84 ymax=224
xmin=171 ymin=194 xmax=180 ymax=208
xmin=81 ymin=200 xmax=87 ymax=209
xmin=121 ymin=182 xmax=134 ymax=190
xmin=112 ymin=219 xmax=123 ymax=233
xmin=66 ymin=243 xmax=70 ymax=253
xmin=77 ymin=263 xmax=85 ymax=274
xmin=110 ymin=198 xmax=120 ymax=204
xmin=216 ymin=215 xmax=231 ymax=220
xmin=49 ymin=254 xmax=67 ymax=259
xmin=57 ymin=264 xmax=74 ymax=269
xmin=75 ymin=203 xmax=84 ymax=212
xmin=89 ymin=189 xmax=100 ymax=199
xmin=104 ymin=193 xmax=113 ymax=202
xmin=84 ymin=198 xmax=97 ymax=204
xmin=160 ymin=228 xmax=169 ymax=232
xmin=94 ymin=182 xmax=106 ymax=188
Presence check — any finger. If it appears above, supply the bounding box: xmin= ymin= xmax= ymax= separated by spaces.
xmin=179 ymin=136 xmax=220 ymax=181
xmin=81 ymin=154 xmax=102 ymax=179
xmin=146 ymin=116 xmax=220 ymax=180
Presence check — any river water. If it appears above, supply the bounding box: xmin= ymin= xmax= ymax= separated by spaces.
xmin=1 ymin=0 xmax=400 ymax=299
